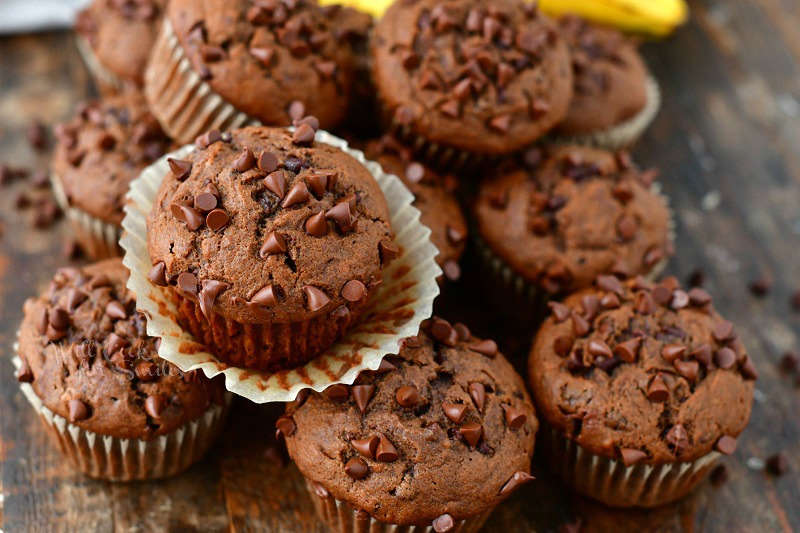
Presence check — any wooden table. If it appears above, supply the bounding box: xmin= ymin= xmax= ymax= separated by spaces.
xmin=1 ymin=0 xmax=799 ymax=531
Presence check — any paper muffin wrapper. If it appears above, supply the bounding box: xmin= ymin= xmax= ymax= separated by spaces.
xmin=144 ymin=19 xmax=259 ymax=145
xmin=473 ymin=181 xmax=674 ymax=324
xmin=121 ymin=130 xmax=441 ymax=404
xmin=12 ymin=351 xmax=232 ymax=482
xmin=51 ymin=173 xmax=122 ymax=260
xmin=550 ymin=75 xmax=662 ymax=151
xmin=303 ymin=478 xmax=493 ymax=533
xmin=542 ymin=425 xmax=721 ymax=508
xmin=75 ymin=35 xmax=130 ymax=97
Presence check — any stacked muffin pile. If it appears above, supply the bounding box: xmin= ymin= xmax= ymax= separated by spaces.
xmin=13 ymin=0 xmax=757 ymax=531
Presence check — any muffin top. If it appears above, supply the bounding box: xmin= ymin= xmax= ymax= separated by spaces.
xmin=364 ymin=136 xmax=467 ymax=282
xmin=75 ymin=0 xmax=165 ymax=86
xmin=167 ymin=0 xmax=368 ymax=129
xmin=52 ymin=92 xmax=172 ymax=226
xmin=17 ymin=259 xmax=225 ymax=440
xmin=147 ymin=125 xmax=394 ymax=324
xmin=529 ymin=275 xmax=756 ymax=464
xmin=555 ymin=16 xmax=649 ymax=136
xmin=473 ymin=145 xmax=672 ymax=294
xmin=282 ymin=317 xmax=537 ymax=526
xmin=371 ymin=0 xmax=573 ymax=155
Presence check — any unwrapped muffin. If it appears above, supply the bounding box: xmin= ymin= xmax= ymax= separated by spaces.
xmin=528 ymin=275 xmax=756 ymax=507
xmin=146 ymin=125 xmax=395 ymax=371
xmin=281 ymin=317 xmax=537 ymax=532
xmin=52 ymin=92 xmax=172 ymax=259
xmin=371 ymin=0 xmax=572 ymax=168
xmin=15 ymin=258 xmax=229 ymax=481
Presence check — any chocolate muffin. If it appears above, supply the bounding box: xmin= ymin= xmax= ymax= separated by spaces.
xmin=473 ymin=145 xmax=673 ymax=309
xmin=553 ymin=16 xmax=660 ymax=149
xmin=75 ymin=0 xmax=164 ymax=94
xmin=145 ymin=0 xmax=368 ymax=143
xmin=528 ymin=275 xmax=756 ymax=507
xmin=281 ymin=317 xmax=537 ymax=532
xmin=371 ymin=0 xmax=572 ymax=167
xmin=146 ymin=124 xmax=394 ymax=371
xmin=364 ymin=135 xmax=467 ymax=283
xmin=51 ymin=92 xmax=172 ymax=259
xmin=15 ymin=258 xmax=229 ymax=481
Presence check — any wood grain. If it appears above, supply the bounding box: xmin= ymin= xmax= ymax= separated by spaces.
xmin=1 ymin=0 xmax=799 ymax=530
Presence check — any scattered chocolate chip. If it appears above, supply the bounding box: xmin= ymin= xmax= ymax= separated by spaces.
xmin=304 ymin=285 xmax=330 ymax=312
xmin=205 ymin=208 xmax=229 ymax=232
xmin=144 ymin=394 xmax=166 ymax=419
xmin=715 ymin=435 xmax=737 ymax=455
xmin=257 ymin=150 xmax=279 ymax=173
xmin=173 ymin=204 xmax=204 ymax=231
xmin=666 ymin=424 xmax=689 ymax=454
xmin=710 ymin=464 xmax=728 ymax=486
xmin=250 ymin=46 xmax=275 ymax=66
xmin=442 ymin=402 xmax=466 ymax=424
xmin=395 ymin=385 xmax=420 ymax=408
xmin=282 ymin=181 xmax=310 ymax=208
xmin=341 ymin=280 xmax=367 ymax=303
xmin=344 ymin=456 xmax=369 ymax=480
xmin=199 ymin=279 xmax=227 ymax=318
xmin=766 ymin=453 xmax=788 ymax=476
xmin=351 ymin=436 xmax=379 ymax=459
xmin=167 ymin=158 xmax=192 ymax=180
xmin=459 ymin=422 xmax=482 ymax=447
xmin=588 ymin=340 xmax=613 ymax=359
xmin=324 ymin=384 xmax=349 ymax=402
xmin=647 ymin=374 xmax=669 ymax=402
xmin=352 ymin=384 xmax=375 ymax=413
xmin=68 ymin=398 xmax=90 ymax=422
xmin=688 ymin=287 xmax=711 ymax=306
xmin=661 ymin=344 xmax=686 ymax=363
xmin=620 ymin=448 xmax=647 ymax=466
xmin=499 ymin=471 xmax=534 ymax=496
xmin=674 ymin=359 xmax=699 ymax=382
xmin=571 ymin=312 xmax=590 ymax=337
xmin=749 ymin=276 xmax=772 ymax=297
xmin=375 ymin=435 xmax=399 ymax=462
xmin=195 ymin=129 xmax=221 ymax=149
xmin=468 ymin=382 xmax=485 ymax=412
xmin=379 ymin=240 xmax=400 ymax=266
xmin=292 ymin=123 xmax=316 ymax=145
xmin=16 ymin=360 xmax=33 ymax=383
xmin=468 ymin=339 xmax=498 ymax=357
xmin=250 ymin=284 xmax=279 ymax=306
xmin=741 ymin=355 xmax=758 ymax=380
xmin=177 ymin=272 xmax=199 ymax=295
xmin=105 ymin=300 xmax=127 ymax=320
xmin=780 ymin=351 xmax=799 ymax=373
xmin=690 ymin=344 xmax=713 ymax=367
xmin=432 ymin=514 xmax=455 ymax=533
xmin=712 ymin=320 xmax=735 ymax=343
xmin=613 ymin=337 xmax=641 ymax=363
xmin=553 ymin=336 xmax=573 ymax=357
xmin=260 ymin=232 xmax=287 ymax=258
xmin=265 ymin=170 xmax=288 ymax=199
xmin=326 ymin=201 xmax=354 ymax=232
xmin=715 ymin=347 xmax=737 ymax=369
xmin=275 ymin=415 xmax=296 ymax=438
xmin=503 ymin=405 xmax=526 ymax=429
xmin=194 ymin=191 xmax=218 ymax=212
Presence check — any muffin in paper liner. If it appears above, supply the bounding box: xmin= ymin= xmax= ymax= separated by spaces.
xmin=50 ymin=173 xmax=121 ymax=259
xmin=550 ymin=76 xmax=662 ymax=151
xmin=144 ymin=19 xmax=258 ymax=145
xmin=303 ymin=478 xmax=493 ymax=533
xmin=121 ymin=130 xmax=441 ymax=403
xmin=76 ymin=35 xmax=128 ymax=97
xmin=542 ymin=424 xmax=721 ymax=508
xmin=11 ymin=351 xmax=232 ymax=482
xmin=473 ymin=181 xmax=674 ymax=324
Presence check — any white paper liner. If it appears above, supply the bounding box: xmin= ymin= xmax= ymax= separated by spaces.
xmin=473 ymin=181 xmax=675 ymax=318
xmin=304 ymin=479 xmax=493 ymax=533
xmin=76 ymin=35 xmax=128 ymax=96
xmin=550 ymin=75 xmax=662 ymax=150
xmin=51 ymin=173 xmax=122 ymax=259
xmin=12 ymin=351 xmax=231 ymax=482
xmin=121 ymin=130 xmax=441 ymax=403
xmin=144 ymin=19 xmax=259 ymax=145
xmin=543 ymin=425 xmax=720 ymax=508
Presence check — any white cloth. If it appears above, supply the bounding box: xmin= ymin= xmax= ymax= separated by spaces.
xmin=0 ymin=0 xmax=91 ymax=34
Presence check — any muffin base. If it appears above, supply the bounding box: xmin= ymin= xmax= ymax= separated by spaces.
xmin=13 ymin=353 xmax=231 ymax=481
xmin=304 ymin=478 xmax=493 ymax=533
xmin=51 ymin=173 xmax=122 ymax=260
xmin=144 ymin=19 xmax=258 ymax=144
xmin=551 ymin=75 xmax=661 ymax=151
xmin=543 ymin=425 xmax=721 ymax=508
xmin=172 ymin=291 xmax=368 ymax=372
xmin=75 ymin=35 xmax=130 ymax=96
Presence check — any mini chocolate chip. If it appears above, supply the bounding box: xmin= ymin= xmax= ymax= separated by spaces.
xmin=16 ymin=360 xmax=33 ymax=383
xmin=396 ymin=385 xmax=420 ymax=408
xmin=674 ymin=359 xmax=699 ymax=382
xmin=258 ymin=151 xmax=279 ymax=173
xmin=375 ymin=435 xmax=399 ymax=462
xmin=661 ymin=344 xmax=686 ymax=363
xmin=780 ymin=351 xmax=799 ymax=373
xmin=68 ymin=398 xmax=90 ymax=422
xmin=442 ymin=402 xmax=466 ymax=424
xmin=379 ymin=240 xmax=400 ymax=265
xmin=714 ymin=347 xmax=737 ymax=369
xmin=288 ymin=101 xmax=306 ymax=122
xmin=167 ymin=158 xmax=192 ymax=180
xmin=489 ymin=114 xmax=511 ymax=133
xmin=468 ymin=339 xmax=497 ymax=357
xmin=766 ymin=453 xmax=788 ymax=476
xmin=741 ymin=355 xmax=758 ymax=380
xmin=49 ymin=307 xmax=70 ymax=330
xmin=503 ymin=405 xmax=527 ymax=429
xmin=177 ymin=272 xmax=198 ymax=295
xmin=711 ymin=464 xmax=729 ymax=486
xmin=344 ymin=456 xmax=369 ymax=480
xmin=305 ymin=211 xmax=328 ymax=237
xmin=432 ymin=514 xmax=455 ymax=533
xmin=548 ymin=301 xmax=571 ymax=322
xmin=588 ymin=340 xmax=613 ymax=359
xmin=341 ymin=280 xmax=367 ymax=303
xmin=304 ymin=285 xmax=330 ymax=312
xmin=250 ymin=284 xmax=279 ymax=306
xmin=324 ymin=384 xmax=349 ymax=402
xmin=749 ymin=277 xmax=772 ymax=297
xmin=468 ymin=382 xmax=485 ymax=412
xmin=175 ymin=204 xmax=204 ymax=231
xmin=195 ymin=129 xmax=221 ymax=149
xmin=194 ymin=191 xmax=218 ymax=212
xmin=351 ymin=436 xmax=379 ymax=459
xmin=616 ymin=215 xmax=637 ymax=241
xmin=275 ymin=415 xmax=296 ymax=438
xmin=199 ymin=279 xmax=227 ymax=318
xmin=671 ymin=290 xmax=690 ymax=309
xmin=250 ymin=46 xmax=274 ymax=66
xmin=553 ymin=336 xmax=573 ymax=357
xmin=147 ymin=262 xmax=168 ymax=287
xmin=688 ymin=287 xmax=711 ymax=306
xmin=265 ymin=170 xmax=287 ymax=199
xmin=715 ymin=435 xmax=737 ymax=455
xmin=292 ymin=123 xmax=316 ymax=145
xmin=105 ymin=300 xmax=127 ymax=320
xmin=690 ymin=344 xmax=713 ymax=367
xmin=498 ymin=471 xmax=534 ymax=496
xmin=459 ymin=422 xmax=482 ymax=447
xmin=206 ymin=209 xmax=229 ymax=231
xmin=613 ymin=337 xmax=641 ymax=363
xmin=145 ymin=394 xmax=166 ymax=419
xmin=666 ymin=424 xmax=689 ymax=454
xmin=647 ymin=374 xmax=669 ymax=402
xmin=571 ymin=312 xmax=590 ymax=336
xmin=66 ymin=289 xmax=87 ymax=311
xmin=620 ymin=448 xmax=648 ymax=466
xmin=652 ymin=285 xmax=672 ymax=306
xmin=260 ymin=232 xmax=287 ymax=258
xmin=352 ymin=384 xmax=374 ymax=413
xmin=712 ymin=320 xmax=735 ymax=343
xmin=282 ymin=181 xmax=310 ymax=208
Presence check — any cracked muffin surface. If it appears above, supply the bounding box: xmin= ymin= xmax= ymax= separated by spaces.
xmin=282 ymin=318 xmax=537 ymax=526
xmin=17 ymin=259 xmax=225 ymax=440
xmin=528 ymin=275 xmax=756 ymax=464
xmin=473 ymin=144 xmax=673 ymax=294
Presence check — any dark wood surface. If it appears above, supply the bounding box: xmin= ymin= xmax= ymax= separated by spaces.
xmin=1 ymin=0 xmax=799 ymax=531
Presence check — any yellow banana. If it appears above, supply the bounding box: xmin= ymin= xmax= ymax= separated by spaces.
xmin=317 ymin=0 xmax=688 ymax=37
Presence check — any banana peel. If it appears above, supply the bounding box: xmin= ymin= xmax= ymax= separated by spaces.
xmin=317 ymin=0 xmax=688 ymax=38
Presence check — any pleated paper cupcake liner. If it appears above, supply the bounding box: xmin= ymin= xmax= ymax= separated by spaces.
xmin=121 ymin=130 xmax=441 ymax=403
xmin=550 ymin=75 xmax=662 ymax=151
xmin=12 ymin=352 xmax=231 ymax=482
xmin=304 ymin=479 xmax=493 ymax=533
xmin=473 ymin=181 xmax=674 ymax=325
xmin=144 ymin=19 xmax=259 ymax=145
xmin=51 ymin=173 xmax=122 ymax=260
xmin=543 ymin=425 xmax=721 ymax=508
xmin=75 ymin=35 xmax=129 ymax=97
